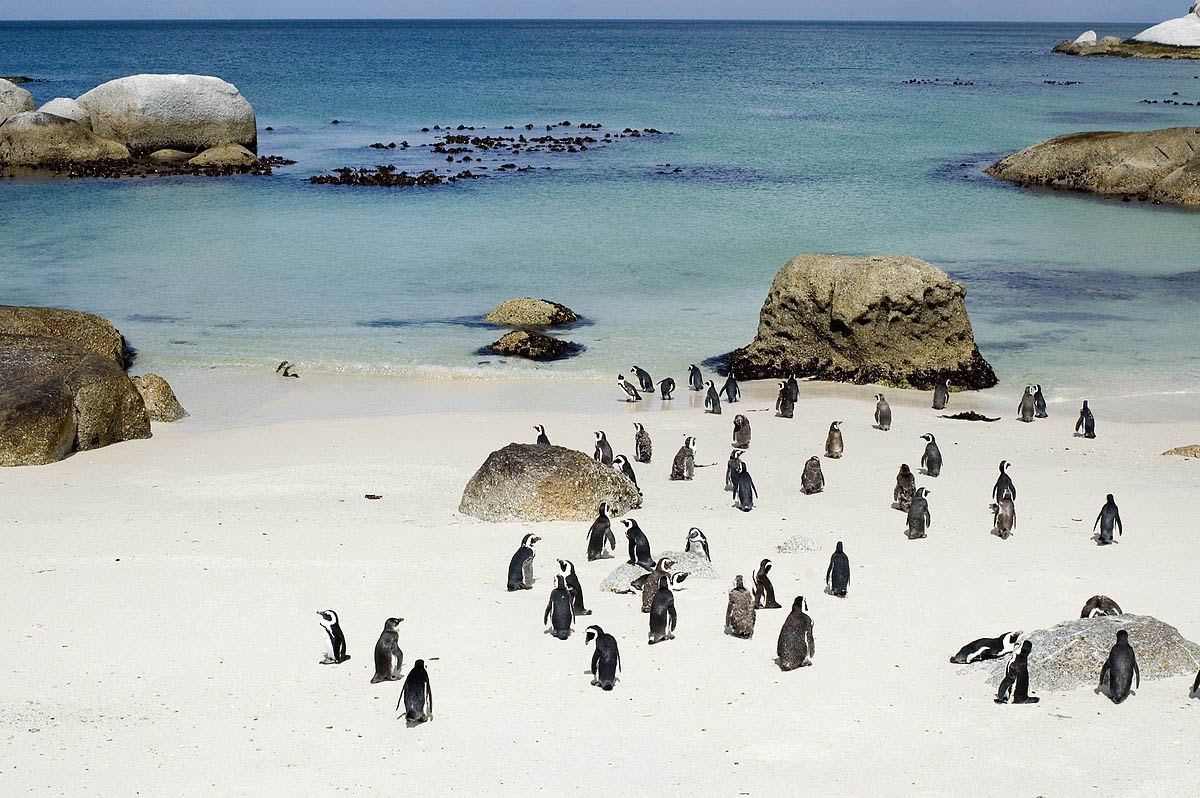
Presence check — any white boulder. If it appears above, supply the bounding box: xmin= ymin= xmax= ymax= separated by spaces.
xmin=1131 ymin=3 xmax=1200 ymax=46
xmin=0 ymin=112 xmax=129 ymax=165
xmin=1073 ymin=30 xmax=1098 ymax=45
xmin=38 ymin=97 xmax=91 ymax=129
xmin=0 ymin=78 xmax=35 ymax=124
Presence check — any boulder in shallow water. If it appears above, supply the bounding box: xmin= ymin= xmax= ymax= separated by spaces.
xmin=484 ymin=298 xmax=580 ymax=327
xmin=488 ymin=330 xmax=579 ymax=361
xmin=459 ymin=442 xmax=641 ymax=522
xmin=726 ymin=254 xmax=996 ymax=389
xmin=0 ymin=78 xmax=35 ymax=124
xmin=0 ymin=111 xmax=129 ymax=165
xmin=1073 ymin=30 xmax=1098 ymax=45
xmin=130 ymin=373 xmax=188 ymax=422
xmin=0 ymin=305 xmax=129 ymax=367
xmin=187 ymin=142 xmax=257 ymax=167
xmin=147 ymin=148 xmax=195 ymax=163
xmin=38 ymin=97 xmax=90 ymax=128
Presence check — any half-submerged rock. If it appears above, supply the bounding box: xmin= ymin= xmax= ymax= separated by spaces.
xmin=459 ymin=443 xmax=641 ymax=522
xmin=726 ymin=254 xmax=996 ymax=389
xmin=487 ymin=330 xmax=579 ymax=361
xmin=0 ymin=304 xmax=130 ymax=367
xmin=131 ymin=374 xmax=188 ymax=422
xmin=0 ymin=111 xmax=129 ymax=165
xmin=1054 ymin=6 xmax=1200 ymax=59
xmin=483 ymin=298 xmax=580 ymax=327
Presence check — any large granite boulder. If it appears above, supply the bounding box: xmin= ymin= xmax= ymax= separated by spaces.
xmin=726 ymin=254 xmax=996 ymax=389
xmin=964 ymin=614 xmax=1200 ymax=692
xmin=987 ymin=127 xmax=1200 ymax=207
xmin=0 ymin=78 xmax=35 ymax=124
xmin=38 ymin=97 xmax=91 ymax=129
xmin=459 ymin=443 xmax=641 ymax=522
xmin=484 ymin=298 xmax=580 ymax=327
xmin=130 ymin=373 xmax=188 ymax=422
xmin=0 ymin=112 xmax=129 ymax=165
xmin=0 ymin=334 xmax=151 ymax=466
xmin=0 ymin=305 xmax=129 ymax=367
xmin=76 ymin=74 xmax=257 ymax=155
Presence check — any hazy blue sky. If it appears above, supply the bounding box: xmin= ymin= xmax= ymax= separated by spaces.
xmin=0 ymin=0 xmax=1185 ymax=21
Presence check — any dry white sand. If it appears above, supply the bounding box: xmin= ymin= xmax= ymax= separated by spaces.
xmin=1 ymin=376 xmax=1198 ymax=795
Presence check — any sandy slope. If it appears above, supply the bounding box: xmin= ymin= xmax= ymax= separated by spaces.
xmin=1 ymin=378 xmax=1198 ymax=795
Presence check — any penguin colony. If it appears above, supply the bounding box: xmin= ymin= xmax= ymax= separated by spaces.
xmin=317 ymin=365 xmax=1176 ymax=725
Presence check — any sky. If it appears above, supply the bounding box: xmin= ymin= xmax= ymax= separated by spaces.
xmin=0 ymin=0 xmax=1186 ymax=22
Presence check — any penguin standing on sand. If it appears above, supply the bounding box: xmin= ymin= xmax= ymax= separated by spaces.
xmin=906 ymin=487 xmax=931 ymax=539
xmin=725 ymin=449 xmax=743 ymax=492
xmin=612 ymin=454 xmax=640 ymax=494
xmin=1080 ymin=595 xmax=1122 ymax=618
xmin=506 ymin=533 xmax=540 ymax=590
xmin=1033 ymin=384 xmax=1048 ymax=418
xmin=647 ymin=575 xmax=677 ymax=644
xmin=317 ymin=610 xmax=350 ymax=664
xmin=557 ymin=558 xmax=591 ymax=616
xmin=825 ymin=541 xmax=849 ymax=597
xmin=894 ymin=464 xmax=916 ymax=511
xmin=1094 ymin=494 xmax=1123 ymax=545
xmin=725 ymin=575 xmax=756 ymax=638
xmin=932 ymin=378 xmax=950 ymax=410
xmin=991 ymin=498 xmax=1016 ymax=539
xmin=732 ymin=414 xmax=752 ymax=449
xmin=622 ymin=518 xmax=655 ymax=570
xmin=545 ymin=574 xmax=575 ymax=640
xmin=586 ymin=502 xmax=616 ymax=561
xmin=993 ymin=461 xmax=1016 ymax=502
xmin=752 ymin=559 xmax=782 ymax=609
xmin=920 ymin=433 xmax=942 ymax=477
xmin=776 ymin=596 xmax=814 ymax=671
xmin=1098 ymin=629 xmax=1140 ymax=704
xmin=721 ymin=373 xmax=740 ymax=403
xmin=1076 ymin=401 xmax=1096 ymax=438
xmin=533 ymin=424 xmax=550 ymax=445
xmin=685 ymin=527 xmax=710 ymax=561
xmin=585 ymin=625 xmax=621 ymax=690
xmin=593 ymin=431 xmax=613 ymax=466
xmin=949 ymin=631 xmax=1022 ymax=664
xmin=618 ymin=374 xmax=642 ymax=402
xmin=631 ymin=365 xmax=654 ymax=393
xmin=824 ymin=421 xmax=843 ymax=459
xmin=370 ymin=617 xmax=404 ymax=683
xmin=633 ymin=422 xmax=652 ymax=463
xmin=874 ymin=393 xmax=892 ymax=431
xmin=995 ymin=640 xmax=1040 ymax=704
xmin=734 ymin=462 xmax=758 ymax=511
xmin=398 ymin=659 xmax=432 ymax=725
xmin=658 ymin=377 xmax=676 ymax=400
xmin=801 ymin=456 xmax=824 ymax=494
xmin=776 ymin=381 xmax=794 ymax=419
xmin=688 ymin=364 xmax=704 ymax=391
xmin=639 ymin=557 xmax=676 ymax=612
xmin=669 ymin=436 xmax=696 ymax=480
xmin=704 ymin=380 xmax=722 ymax=415
xmin=787 ymin=375 xmax=799 ymax=403
xmin=1018 ymin=386 xmax=1036 ymax=422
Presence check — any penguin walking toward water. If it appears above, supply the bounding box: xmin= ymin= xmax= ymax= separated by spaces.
xmin=685 ymin=527 xmax=711 ymax=561
xmin=533 ymin=424 xmax=550 ymax=445
xmin=631 ymin=365 xmax=654 ymax=393
xmin=622 ymin=518 xmax=655 ymax=570
xmin=734 ymin=463 xmax=758 ymax=511
xmin=1033 ymin=384 xmax=1048 ymax=418
xmin=704 ymin=380 xmax=722 ymax=415
xmin=894 ymin=464 xmax=916 ymax=511
xmin=585 ymin=625 xmax=621 ymax=690
xmin=593 ymin=431 xmax=613 ymax=466
xmin=777 ymin=596 xmax=814 ymax=671
xmin=775 ymin=381 xmax=794 ymax=419
xmin=725 ymin=575 xmax=756 ymax=638
xmin=801 ymin=456 xmax=824 ymax=494
xmin=370 ymin=617 xmax=404 ymax=683
xmin=752 ymin=559 xmax=782 ymax=609
xmin=993 ymin=460 xmax=1016 ymax=502
xmin=874 ymin=393 xmax=892 ymax=430
xmin=557 ymin=559 xmax=591 ymax=616
xmin=507 ymin=533 xmax=541 ymax=590
xmin=949 ymin=631 xmax=1022 ymax=664
xmin=932 ymin=379 xmax=950 ymax=410
xmin=612 ymin=454 xmax=640 ymax=494
xmin=825 ymin=541 xmax=849 ymax=597
xmin=920 ymin=433 xmax=942 ymax=477
xmin=732 ymin=414 xmax=751 ymax=449
xmin=398 ymin=659 xmax=432 ymax=725
xmin=1098 ymin=630 xmax=1140 ymax=704
xmin=618 ymin=374 xmax=642 ymax=402
xmin=586 ymin=502 xmax=616 ymax=561
xmin=1080 ymin=595 xmax=1122 ymax=618
xmin=688 ymin=364 xmax=704 ymax=391
xmin=658 ymin=377 xmax=676 ymax=400
xmin=317 ymin=610 xmax=350 ymax=664
xmin=995 ymin=640 xmax=1040 ymax=704
xmin=669 ymin=436 xmax=696 ymax=480
xmin=1075 ymin=401 xmax=1096 ymax=438
xmin=633 ymin=422 xmax=652 ymax=463
xmin=725 ymin=449 xmax=743 ymax=492
xmin=648 ymin=576 xmax=677 ymax=644
xmin=1094 ymin=494 xmax=1123 ymax=545
xmin=991 ymin=498 xmax=1016 ymax=539
xmin=824 ymin=421 xmax=843 ymax=459
xmin=721 ymin=373 xmax=740 ymax=403
xmin=545 ymin=574 xmax=576 ymax=640
xmin=906 ymin=487 xmax=931 ymax=539
xmin=787 ymin=375 xmax=800 ymax=403
xmin=1018 ymin=386 xmax=1036 ymax=422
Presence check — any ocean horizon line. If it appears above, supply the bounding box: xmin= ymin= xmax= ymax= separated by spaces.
xmin=0 ymin=17 xmax=1158 ymax=25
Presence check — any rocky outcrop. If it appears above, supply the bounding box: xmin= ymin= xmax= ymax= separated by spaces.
xmin=987 ymin=127 xmax=1200 ymax=207
xmin=0 ymin=78 xmax=35 ymax=123
xmin=38 ymin=97 xmax=90 ymax=128
xmin=459 ymin=443 xmax=641 ymax=522
xmin=487 ymin=330 xmax=580 ymax=361
xmin=1163 ymin=444 xmax=1200 ymax=457
xmin=130 ymin=374 xmax=188 ymax=422
xmin=726 ymin=254 xmax=996 ymax=389
xmin=0 ymin=305 xmax=129 ymax=367
xmin=187 ymin=142 xmax=257 ymax=167
xmin=1132 ymin=3 xmax=1200 ymax=46
xmin=76 ymin=74 xmax=257 ymax=155
xmin=483 ymin=298 xmax=580 ymax=327
xmin=0 ymin=334 xmax=151 ymax=466
xmin=0 ymin=112 xmax=130 ymax=165
xmin=1053 ymin=36 xmax=1200 ymax=59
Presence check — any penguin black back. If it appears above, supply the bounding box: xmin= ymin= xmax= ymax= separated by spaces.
xmin=648 ymin=575 xmax=677 ymax=644
xmin=658 ymin=377 xmax=676 ymax=400
xmin=586 ymin=625 xmax=621 ymax=690
xmin=1094 ymin=494 xmax=1123 ymax=545
xmin=1099 ymin=629 xmax=1139 ymax=704
xmin=776 ymin=382 xmax=794 ymax=418
xmin=826 ymin=541 xmax=849 ymax=597
xmin=399 ymin=659 xmax=432 ymax=724
xmin=752 ymin=559 xmax=781 ymax=609
xmin=1076 ymin=400 xmax=1096 ymax=438
xmin=776 ymin=596 xmax=814 ymax=671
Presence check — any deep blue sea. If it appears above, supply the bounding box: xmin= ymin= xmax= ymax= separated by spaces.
xmin=2 ymin=20 xmax=1199 ymax=401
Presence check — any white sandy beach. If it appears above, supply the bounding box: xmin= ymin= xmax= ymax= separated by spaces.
xmin=2 ymin=375 xmax=1198 ymax=795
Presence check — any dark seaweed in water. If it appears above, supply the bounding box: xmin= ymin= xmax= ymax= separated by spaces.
xmin=1 ymin=155 xmax=295 ymax=180
xmin=940 ymin=411 xmax=999 ymax=422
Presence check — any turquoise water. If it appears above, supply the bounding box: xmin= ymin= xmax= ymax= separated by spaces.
xmin=2 ymin=20 xmax=1200 ymax=401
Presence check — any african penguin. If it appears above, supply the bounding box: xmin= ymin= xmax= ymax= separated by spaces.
xmin=618 ymin=374 xmax=642 ymax=402
xmin=1191 ymin=669 xmax=1200 ymax=700
xmin=995 ymin=640 xmax=1039 ymax=704
xmin=647 ymin=575 xmax=677 ymax=644
xmin=1075 ymin=400 xmax=1096 ymax=439
xmin=734 ymin=463 xmax=757 ymax=511
xmin=786 ymin=375 xmax=799 ymax=403
xmin=1033 ymin=384 xmax=1048 ymax=418
xmin=612 ymin=454 xmax=640 ymax=494
xmin=557 ymin=558 xmax=591 ymax=616
xmin=631 ymin=365 xmax=654 ymax=393
xmin=752 ymin=559 xmax=782 ymax=609
xmin=370 ymin=617 xmax=404 ymax=683
xmin=801 ymin=456 xmax=824 ymax=494
xmin=993 ymin=460 xmax=1016 ymax=502
xmin=658 ymin=377 xmax=676 ymax=400
xmin=633 ymin=422 xmax=652 ymax=463
xmin=586 ymin=502 xmax=616 ymax=561
xmin=317 ymin=609 xmax=350 ymax=664
xmin=545 ymin=574 xmax=576 ymax=640
xmin=893 ymin=464 xmax=916 ymax=511
xmin=1017 ymin=385 xmax=1036 ymax=422
xmin=776 ymin=596 xmax=814 ymax=671
xmin=824 ymin=421 xmax=843 ymax=459
xmin=949 ymin=631 xmax=1022 ymax=664
xmin=685 ymin=527 xmax=710 ymax=561
xmin=506 ymin=533 xmax=540 ymax=591
xmin=1094 ymin=494 xmax=1123 ymax=545
xmin=585 ymin=625 xmax=621 ymax=690
xmin=906 ymin=487 xmax=931 ymax=539
xmin=622 ymin=518 xmax=655 ymax=570
xmin=991 ymin=498 xmax=1016 ymax=539
xmin=669 ymin=436 xmax=696 ymax=481
xmin=688 ymin=364 xmax=704 ymax=391
xmin=874 ymin=393 xmax=891 ymax=431
xmin=533 ymin=424 xmax=550 ymax=446
xmin=721 ymin=373 xmax=740 ymax=403
xmin=725 ymin=575 xmax=756 ymax=639
xmin=825 ymin=541 xmax=849 ymax=598
xmin=932 ymin=378 xmax=950 ymax=410
xmin=775 ymin=381 xmax=794 ymax=419
xmin=920 ymin=433 xmax=942 ymax=478
xmin=593 ymin=431 xmax=614 ymax=466
xmin=725 ymin=449 xmax=743 ymax=492
xmin=1080 ymin=595 xmax=1122 ymax=618
xmin=1098 ymin=629 xmax=1140 ymax=704
xmin=732 ymin=413 xmax=751 ymax=449
xmin=640 ymin=557 xmax=676 ymax=612
xmin=398 ymin=659 xmax=432 ymax=725
xmin=704 ymin=380 xmax=722 ymax=415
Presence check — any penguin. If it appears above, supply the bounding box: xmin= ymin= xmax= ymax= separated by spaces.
xmin=1191 ymin=669 xmax=1200 ymax=700
xmin=586 ymin=502 xmax=616 ymax=561
xmin=544 ymin=574 xmax=575 ymax=640
xmin=685 ymin=527 xmax=710 ymax=561
xmin=734 ymin=463 xmax=757 ymax=512
xmin=585 ymin=625 xmax=621 ymax=690
xmin=398 ymin=659 xmax=432 ymax=725
xmin=612 ymin=454 xmax=640 ymax=494
xmin=932 ymin=378 xmax=950 ymax=410
xmin=370 ymin=617 xmax=404 ymax=683
xmin=825 ymin=541 xmax=849 ymax=598
xmin=622 ymin=518 xmax=654 ymax=570
xmin=631 ymin=365 xmax=654 ymax=393
xmin=920 ymin=433 xmax=942 ymax=477
xmin=533 ymin=424 xmax=550 ymax=446
xmin=658 ymin=377 xmax=676 ymax=400
xmin=993 ymin=460 xmax=1016 ymax=502
xmin=824 ymin=421 xmax=843 ymax=459
xmin=725 ymin=449 xmax=743 ymax=492
xmin=906 ymin=487 xmax=931 ymax=539
xmin=669 ymin=436 xmax=696 ymax=481
xmin=991 ymin=498 xmax=1016 ymax=539
xmin=720 ymin=373 xmax=740 ymax=403
xmin=725 ymin=575 xmax=756 ymax=639
xmin=557 ymin=558 xmax=591 ymax=616
xmin=893 ymin=464 xmax=916 ymax=511
xmin=1093 ymin=494 xmax=1123 ymax=545
xmin=874 ymin=393 xmax=891 ymax=431
xmin=786 ymin=374 xmax=800 ymax=403
xmin=593 ymin=431 xmax=614 ymax=466
xmin=775 ymin=381 xmax=794 ymax=419
xmin=617 ymin=374 xmax=642 ymax=402
xmin=640 ymin=557 xmax=676 ymax=612
xmin=688 ymin=364 xmax=704 ymax=391
xmin=732 ymin=414 xmax=751 ymax=449
xmin=704 ymin=380 xmax=722 ymax=415
xmin=1080 ymin=595 xmax=1123 ymax=618
xmin=1075 ymin=401 xmax=1096 ymax=439
xmin=1033 ymin=384 xmax=1048 ymax=418
xmin=506 ymin=533 xmax=540 ymax=591
xmin=801 ymin=456 xmax=824 ymax=494
xmin=776 ymin=596 xmax=814 ymax=671
xmin=995 ymin=640 xmax=1040 ymax=704
xmin=752 ymin=559 xmax=782 ymax=609
xmin=277 ymin=361 xmax=300 ymax=378
xmin=647 ymin=576 xmax=677 ymax=644
xmin=1017 ymin=385 xmax=1035 ymax=422
xmin=317 ymin=610 xmax=350 ymax=664
xmin=633 ymin=422 xmax=652 ymax=463
xmin=949 ymin=630 xmax=1022 ymax=664
xmin=1098 ymin=629 xmax=1140 ymax=704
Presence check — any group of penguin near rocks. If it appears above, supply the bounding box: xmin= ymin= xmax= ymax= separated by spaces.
xmin=317 ymin=369 xmax=1199 ymax=722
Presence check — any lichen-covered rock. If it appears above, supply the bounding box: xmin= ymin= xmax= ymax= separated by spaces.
xmin=488 ymin=330 xmax=579 ymax=361
xmin=38 ymin=97 xmax=91 ymax=128
xmin=187 ymin=142 xmax=257 ymax=167
xmin=1163 ymin=444 xmax=1200 ymax=457
xmin=598 ymin=549 xmax=718 ymax=593
xmin=0 ymin=112 xmax=129 ymax=165
xmin=963 ymin=614 xmax=1200 ymax=692
xmin=483 ymin=298 xmax=579 ymax=327
xmin=0 ymin=305 xmax=129 ymax=367
xmin=459 ymin=443 xmax=640 ymax=522
xmin=130 ymin=373 xmax=188 ymax=422
xmin=0 ymin=78 xmax=35 ymax=124
xmin=0 ymin=334 xmax=151 ymax=466
xmin=727 ymin=254 xmax=996 ymax=389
